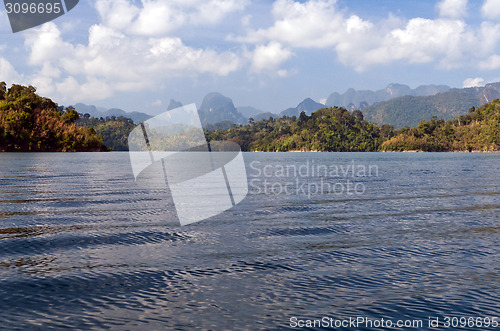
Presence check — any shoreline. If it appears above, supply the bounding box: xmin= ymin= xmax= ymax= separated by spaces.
xmin=251 ymin=150 xmax=500 ymax=153
xmin=1 ymin=149 xmax=499 ymax=153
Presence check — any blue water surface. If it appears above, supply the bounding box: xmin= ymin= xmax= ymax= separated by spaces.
xmin=0 ymin=152 xmax=499 ymax=330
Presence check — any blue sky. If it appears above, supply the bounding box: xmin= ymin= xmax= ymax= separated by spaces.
xmin=1 ymin=0 xmax=500 ymax=115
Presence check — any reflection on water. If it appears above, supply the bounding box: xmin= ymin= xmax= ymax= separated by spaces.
xmin=0 ymin=152 xmax=499 ymax=330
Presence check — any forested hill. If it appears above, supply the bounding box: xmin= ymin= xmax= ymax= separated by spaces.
xmin=362 ymin=83 xmax=500 ymax=128
xmin=0 ymin=82 xmax=106 ymax=152
xmin=206 ymin=101 xmax=500 ymax=152
xmin=381 ymin=100 xmax=500 ymax=152
xmin=76 ymin=115 xmax=136 ymax=151
xmin=1 ymin=81 xmax=498 ymax=153
xmin=206 ymin=107 xmax=394 ymax=152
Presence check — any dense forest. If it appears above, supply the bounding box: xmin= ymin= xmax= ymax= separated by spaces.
xmin=206 ymin=103 xmax=499 ymax=152
xmin=362 ymin=83 xmax=500 ymax=128
xmin=381 ymin=100 xmax=500 ymax=152
xmin=76 ymin=115 xmax=136 ymax=151
xmin=363 ymin=90 xmax=479 ymax=128
xmin=206 ymin=107 xmax=394 ymax=152
xmin=1 ymin=82 xmax=499 ymax=153
xmin=0 ymin=82 xmax=106 ymax=152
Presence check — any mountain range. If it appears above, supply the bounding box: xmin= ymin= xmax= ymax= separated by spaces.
xmin=325 ymin=83 xmax=451 ymax=110
xmin=236 ymin=106 xmax=266 ymax=118
xmin=362 ymin=82 xmax=500 ymax=128
xmin=193 ymin=83 xmax=500 ymax=128
xmin=280 ymin=98 xmax=325 ymax=117
xmin=72 ymin=103 xmax=152 ymax=124
xmin=198 ymin=92 xmax=248 ymax=125
xmin=71 ymin=82 xmax=500 ymax=129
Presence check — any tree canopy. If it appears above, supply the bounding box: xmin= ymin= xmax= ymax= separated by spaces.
xmin=381 ymin=100 xmax=500 ymax=152
xmin=1 ymin=81 xmax=499 ymax=153
xmin=206 ymin=101 xmax=500 ymax=153
xmin=0 ymin=83 xmax=106 ymax=152
xmin=206 ymin=107 xmax=391 ymax=152
xmin=76 ymin=115 xmax=135 ymax=151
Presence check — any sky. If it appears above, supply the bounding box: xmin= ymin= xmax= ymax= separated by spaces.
xmin=1 ymin=0 xmax=500 ymax=115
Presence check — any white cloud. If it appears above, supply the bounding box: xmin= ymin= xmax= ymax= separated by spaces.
xmin=95 ymin=0 xmax=247 ymax=36
xmin=24 ymin=23 xmax=74 ymax=66
xmin=130 ymin=1 xmax=185 ymax=36
xmin=88 ymin=24 xmax=125 ymax=50
xmin=22 ymin=22 xmax=243 ymax=102
xmin=348 ymin=16 xmax=500 ymax=70
xmin=6 ymin=0 xmax=500 ymax=106
xmin=482 ymin=0 xmax=500 ymax=20
xmin=56 ymin=76 xmax=114 ymax=101
xmin=437 ymin=0 xmax=468 ymax=19
xmin=475 ymin=22 xmax=500 ymax=56
xmin=479 ymin=54 xmax=500 ymax=69
xmin=463 ymin=77 xmax=485 ymax=88
xmin=232 ymin=0 xmax=350 ymax=48
xmin=193 ymin=0 xmax=248 ymax=25
xmin=346 ymin=15 xmax=373 ymax=34
xmin=0 ymin=57 xmax=23 ymax=84
xmin=383 ymin=18 xmax=465 ymax=65
xmin=29 ymin=62 xmax=61 ymax=96
xmin=233 ymin=0 xmax=500 ymax=71
xmin=38 ymin=0 xmax=247 ymax=101
xmin=250 ymin=41 xmax=293 ymax=74
xmin=95 ymin=0 xmax=140 ymax=31
xmin=148 ymin=37 xmax=241 ymax=75
xmin=152 ymin=99 xmax=162 ymax=106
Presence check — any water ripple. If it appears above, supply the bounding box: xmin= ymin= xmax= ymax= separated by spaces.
xmin=0 ymin=152 xmax=498 ymax=330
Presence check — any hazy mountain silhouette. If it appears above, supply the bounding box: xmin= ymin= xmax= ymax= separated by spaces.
xmin=167 ymin=99 xmax=183 ymax=110
xmin=326 ymin=83 xmax=450 ymax=109
xmin=72 ymin=103 xmax=151 ymax=124
xmin=237 ymin=106 xmax=266 ymax=118
xmin=198 ymin=92 xmax=248 ymax=125
xmin=280 ymin=98 xmax=325 ymax=117
xmin=363 ymin=82 xmax=500 ymax=128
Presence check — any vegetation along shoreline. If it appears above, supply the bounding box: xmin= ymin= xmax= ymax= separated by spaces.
xmin=1 ymin=82 xmax=499 ymax=153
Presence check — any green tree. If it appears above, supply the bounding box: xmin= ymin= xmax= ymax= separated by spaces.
xmin=63 ymin=107 xmax=80 ymax=123
xmin=0 ymin=83 xmax=106 ymax=152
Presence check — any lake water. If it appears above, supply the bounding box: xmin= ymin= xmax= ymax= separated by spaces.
xmin=0 ymin=153 xmax=499 ymax=330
